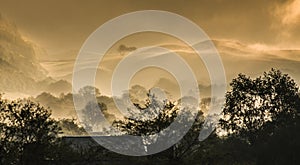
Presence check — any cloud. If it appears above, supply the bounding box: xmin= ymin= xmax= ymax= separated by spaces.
xmin=1 ymin=0 xmax=300 ymax=51
xmin=117 ymin=44 xmax=137 ymax=55
xmin=268 ymin=0 xmax=300 ymax=49
xmin=247 ymin=43 xmax=277 ymax=51
xmin=276 ymin=0 xmax=300 ymax=26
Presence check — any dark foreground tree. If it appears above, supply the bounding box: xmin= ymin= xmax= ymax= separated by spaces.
xmin=0 ymin=95 xmax=61 ymax=164
xmin=220 ymin=68 xmax=299 ymax=144
xmin=218 ymin=69 xmax=300 ymax=164
xmin=113 ymin=93 xmax=204 ymax=163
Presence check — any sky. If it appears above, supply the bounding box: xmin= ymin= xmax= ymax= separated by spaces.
xmin=0 ymin=0 xmax=300 ymax=55
xmin=0 ymin=0 xmax=300 ymax=99
xmin=0 ymin=0 xmax=300 ymax=122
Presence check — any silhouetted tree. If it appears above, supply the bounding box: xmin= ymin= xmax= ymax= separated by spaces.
xmin=218 ymin=69 xmax=300 ymax=164
xmin=113 ymin=97 xmax=177 ymax=136
xmin=113 ymin=92 xmax=204 ymax=162
xmin=0 ymin=95 xmax=60 ymax=164
xmin=220 ymin=69 xmax=299 ymax=144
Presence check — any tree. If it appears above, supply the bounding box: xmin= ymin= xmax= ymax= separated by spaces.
xmin=219 ymin=73 xmax=266 ymax=144
xmin=218 ymin=68 xmax=300 ymax=164
xmin=219 ymin=69 xmax=299 ymax=144
xmin=0 ymin=95 xmax=60 ymax=164
xmin=81 ymin=101 xmax=113 ymax=132
xmin=112 ymin=92 xmax=204 ymax=162
xmin=78 ymin=86 xmax=101 ymax=97
xmin=260 ymin=69 xmax=300 ymax=123
xmin=77 ymin=86 xmax=116 ymax=132
xmin=58 ymin=118 xmax=87 ymax=135
xmin=112 ymin=96 xmax=178 ymax=137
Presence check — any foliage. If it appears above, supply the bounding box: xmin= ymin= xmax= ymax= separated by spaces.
xmin=113 ymin=92 xmax=204 ymax=162
xmin=214 ymin=69 xmax=300 ymax=165
xmin=219 ymin=69 xmax=300 ymax=144
xmin=58 ymin=118 xmax=87 ymax=135
xmin=113 ymin=98 xmax=178 ymax=136
xmin=0 ymin=95 xmax=60 ymax=164
xmin=0 ymin=69 xmax=299 ymax=164
xmin=82 ymin=101 xmax=109 ymax=132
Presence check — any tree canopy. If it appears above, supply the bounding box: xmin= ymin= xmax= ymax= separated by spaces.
xmin=113 ymin=92 xmax=204 ymax=162
xmin=0 ymin=95 xmax=60 ymax=164
xmin=219 ymin=69 xmax=300 ymax=144
xmin=215 ymin=69 xmax=300 ymax=164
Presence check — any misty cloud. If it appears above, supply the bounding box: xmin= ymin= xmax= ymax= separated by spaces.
xmin=1 ymin=0 xmax=300 ymax=52
xmin=274 ymin=0 xmax=300 ymax=26
xmin=0 ymin=15 xmax=73 ymax=96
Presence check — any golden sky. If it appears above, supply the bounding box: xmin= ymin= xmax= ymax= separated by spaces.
xmin=1 ymin=0 xmax=300 ymax=123
xmin=0 ymin=0 xmax=300 ymax=100
xmin=0 ymin=0 xmax=300 ymax=55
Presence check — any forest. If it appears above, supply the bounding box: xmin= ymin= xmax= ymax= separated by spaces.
xmin=0 ymin=69 xmax=299 ymax=165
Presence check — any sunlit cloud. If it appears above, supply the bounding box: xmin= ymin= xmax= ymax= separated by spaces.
xmin=248 ymin=43 xmax=278 ymax=51
xmin=277 ymin=0 xmax=300 ymax=26
xmin=270 ymin=0 xmax=300 ymax=49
